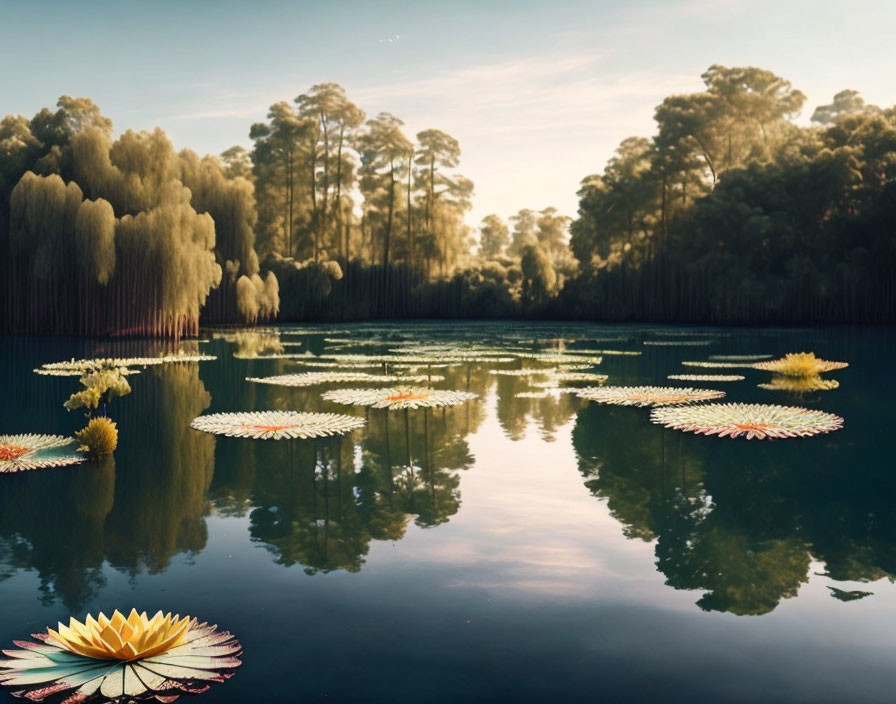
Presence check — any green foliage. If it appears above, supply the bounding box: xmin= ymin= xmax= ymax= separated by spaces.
xmin=567 ymin=71 xmax=896 ymax=323
xmin=3 ymin=68 xmax=895 ymax=330
xmin=1 ymin=98 xmax=273 ymax=337
xmin=520 ymin=244 xmax=557 ymax=309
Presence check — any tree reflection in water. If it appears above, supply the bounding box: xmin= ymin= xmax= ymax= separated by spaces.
xmin=0 ymin=363 xmax=215 ymax=609
xmin=213 ymin=400 xmax=476 ymax=574
xmin=572 ymin=401 xmax=896 ymax=615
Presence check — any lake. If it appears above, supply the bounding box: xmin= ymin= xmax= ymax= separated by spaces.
xmin=1 ymin=322 xmax=894 ymax=703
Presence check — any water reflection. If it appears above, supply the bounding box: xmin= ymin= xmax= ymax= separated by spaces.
xmin=0 ymin=363 xmax=214 ymax=609
xmin=207 ymin=403 xmax=477 ymax=574
xmin=2 ymin=324 xmax=894 ymax=624
xmin=572 ymin=396 xmax=896 ymax=615
xmin=495 ymin=376 xmax=579 ymax=441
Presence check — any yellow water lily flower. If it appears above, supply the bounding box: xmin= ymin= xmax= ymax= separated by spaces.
xmin=48 ymin=609 xmax=191 ymax=661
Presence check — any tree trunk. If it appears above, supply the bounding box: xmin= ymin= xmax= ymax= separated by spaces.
xmin=336 ymin=123 xmax=346 ymax=261
xmin=321 ymin=113 xmax=330 ymax=257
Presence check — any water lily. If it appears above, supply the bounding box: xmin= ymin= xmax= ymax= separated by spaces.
xmin=650 ymin=403 xmax=844 ymax=439
xmin=0 ymin=609 xmax=240 ymax=702
xmin=0 ymin=434 xmax=84 ymax=473
xmin=191 ymin=411 xmax=365 ymax=439
xmin=322 ymin=386 xmax=478 ymax=409
xmin=576 ymin=386 xmax=725 ymax=407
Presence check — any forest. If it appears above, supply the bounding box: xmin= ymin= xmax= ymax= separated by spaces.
xmin=1 ymin=66 xmax=894 ymax=337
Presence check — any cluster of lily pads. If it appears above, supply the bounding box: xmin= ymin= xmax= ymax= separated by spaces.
xmin=1 ymin=331 xmax=855 ymax=703
xmin=12 ymin=352 xmax=220 ymax=474
xmin=34 ymin=354 xmax=216 ymax=376
xmin=569 ymin=349 xmax=848 ymax=440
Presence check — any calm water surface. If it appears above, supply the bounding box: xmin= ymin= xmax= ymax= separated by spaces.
xmin=1 ymin=322 xmax=894 ymax=703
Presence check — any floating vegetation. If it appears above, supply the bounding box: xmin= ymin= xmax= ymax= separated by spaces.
xmin=682 ymin=360 xmax=757 ymax=369
xmin=247 ymin=372 xmax=403 ymax=387
xmin=36 ymin=354 xmax=215 ymax=376
xmin=643 ymin=339 xmax=715 ymax=346
xmin=398 ymin=344 xmax=510 ymax=356
xmin=291 ymin=360 xmax=383 ymax=369
xmin=391 ymin=362 xmax=458 ymax=370
xmin=530 ymin=380 xmax=595 ymax=392
xmin=191 ymin=411 xmax=365 ymax=439
xmin=649 ymin=403 xmax=844 ymax=439
xmin=753 ymin=352 xmax=849 ymax=376
xmin=75 ymin=417 xmax=118 ymax=458
xmin=0 ymin=609 xmax=241 ymax=702
xmin=397 ymin=374 xmax=446 ymax=383
xmin=279 ymin=328 xmax=353 ymax=336
xmin=758 ymin=375 xmax=840 ymax=392
xmin=593 ymin=349 xmax=642 ymax=357
xmin=516 ymin=354 xmax=603 ymax=365
xmin=0 ymin=434 xmax=85 ymax=473
xmin=577 ymin=386 xmax=725 ymax=407
xmin=709 ymin=354 xmax=773 ymax=361
xmin=489 ymin=369 xmax=552 ymax=376
xmin=546 ymin=372 xmax=609 ymax=383
xmin=317 ymin=353 xmax=511 ymax=364
xmin=667 ymin=374 xmax=745 ymax=382
xmin=38 ymin=358 xmax=160 ymax=375
xmin=233 ymin=352 xmax=316 ymax=360
xmin=322 ymin=387 xmax=478 ymax=409
xmin=34 ymin=366 xmax=142 ymax=377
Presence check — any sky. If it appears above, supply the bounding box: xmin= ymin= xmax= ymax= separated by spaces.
xmin=2 ymin=0 xmax=895 ymax=227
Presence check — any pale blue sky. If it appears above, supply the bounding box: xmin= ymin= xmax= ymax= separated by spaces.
xmin=2 ymin=0 xmax=894 ymax=225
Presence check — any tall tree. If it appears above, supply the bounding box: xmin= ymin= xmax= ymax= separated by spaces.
xmin=478 ymin=214 xmax=510 ymax=260
xmin=295 ymin=84 xmax=365 ymax=261
xmin=415 ymin=129 xmax=461 ymax=269
xmin=358 ymin=113 xmax=413 ymax=271
xmin=508 ymin=208 xmax=538 ymax=257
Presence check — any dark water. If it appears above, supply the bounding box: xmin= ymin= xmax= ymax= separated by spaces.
xmin=1 ymin=323 xmax=894 ymax=703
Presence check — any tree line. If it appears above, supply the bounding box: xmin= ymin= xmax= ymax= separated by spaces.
xmin=561 ymin=69 xmax=896 ymax=323
xmin=2 ymin=68 xmax=894 ymax=336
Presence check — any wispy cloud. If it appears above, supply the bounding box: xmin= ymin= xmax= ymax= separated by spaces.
xmin=348 ymin=51 xmax=699 ymax=220
xmin=158 ymin=49 xmax=700 ymax=221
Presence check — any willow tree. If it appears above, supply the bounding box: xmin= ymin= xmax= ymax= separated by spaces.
xmin=5 ymin=115 xmax=224 ymax=337
xmin=8 ymin=172 xmax=82 ymax=332
xmin=74 ymin=196 xmax=116 ymax=333
xmin=179 ymin=150 xmax=278 ymax=324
